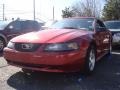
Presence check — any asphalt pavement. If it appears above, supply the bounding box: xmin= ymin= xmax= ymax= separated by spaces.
xmin=0 ymin=49 xmax=120 ymax=90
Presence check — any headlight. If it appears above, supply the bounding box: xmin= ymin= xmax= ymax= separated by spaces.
xmin=7 ymin=41 xmax=15 ymax=49
xmin=44 ymin=42 xmax=79 ymax=51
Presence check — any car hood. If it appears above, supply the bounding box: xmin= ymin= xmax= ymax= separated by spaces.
xmin=11 ymin=29 xmax=93 ymax=43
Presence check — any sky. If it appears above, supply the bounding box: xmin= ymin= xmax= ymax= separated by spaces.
xmin=0 ymin=0 xmax=105 ymax=22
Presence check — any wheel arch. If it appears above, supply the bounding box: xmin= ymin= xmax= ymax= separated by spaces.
xmin=84 ymin=39 xmax=97 ymax=75
xmin=90 ymin=40 xmax=97 ymax=49
xmin=87 ymin=40 xmax=97 ymax=56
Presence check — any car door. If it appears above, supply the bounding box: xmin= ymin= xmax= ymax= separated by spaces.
xmin=95 ymin=20 xmax=110 ymax=56
xmin=6 ymin=21 xmax=22 ymax=41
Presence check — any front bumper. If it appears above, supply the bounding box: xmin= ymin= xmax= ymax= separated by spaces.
xmin=4 ymin=47 xmax=86 ymax=72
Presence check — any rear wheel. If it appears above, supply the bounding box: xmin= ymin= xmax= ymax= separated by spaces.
xmin=84 ymin=45 xmax=96 ymax=75
xmin=0 ymin=38 xmax=6 ymax=52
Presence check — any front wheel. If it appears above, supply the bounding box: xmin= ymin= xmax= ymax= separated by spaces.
xmin=106 ymin=41 xmax=112 ymax=56
xmin=84 ymin=45 xmax=96 ymax=75
xmin=108 ymin=41 xmax=112 ymax=55
xmin=0 ymin=38 xmax=6 ymax=52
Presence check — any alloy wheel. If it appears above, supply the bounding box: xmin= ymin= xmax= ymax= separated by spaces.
xmin=89 ymin=49 xmax=95 ymax=71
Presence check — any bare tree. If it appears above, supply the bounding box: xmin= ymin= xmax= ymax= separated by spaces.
xmin=62 ymin=7 xmax=73 ymax=18
xmin=72 ymin=0 xmax=102 ymax=17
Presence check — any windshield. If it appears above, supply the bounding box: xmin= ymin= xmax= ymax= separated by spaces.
xmin=49 ymin=18 xmax=94 ymax=31
xmin=0 ymin=21 xmax=10 ymax=30
xmin=104 ymin=21 xmax=120 ymax=29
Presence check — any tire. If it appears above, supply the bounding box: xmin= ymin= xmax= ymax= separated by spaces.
xmin=106 ymin=40 xmax=112 ymax=56
xmin=108 ymin=42 xmax=112 ymax=55
xmin=0 ymin=38 xmax=6 ymax=52
xmin=84 ymin=45 xmax=96 ymax=75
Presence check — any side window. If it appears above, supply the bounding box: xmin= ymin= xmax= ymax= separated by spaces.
xmin=32 ymin=21 xmax=40 ymax=30
xmin=22 ymin=21 xmax=40 ymax=31
xmin=96 ymin=20 xmax=106 ymax=32
xmin=96 ymin=20 xmax=106 ymax=28
xmin=22 ymin=21 xmax=32 ymax=30
xmin=8 ymin=21 xmax=21 ymax=32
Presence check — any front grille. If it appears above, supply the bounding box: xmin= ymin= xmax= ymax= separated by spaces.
xmin=15 ymin=43 xmax=40 ymax=52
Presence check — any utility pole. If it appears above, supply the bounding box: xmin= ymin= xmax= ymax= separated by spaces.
xmin=93 ymin=0 xmax=96 ymax=17
xmin=53 ymin=6 xmax=54 ymax=20
xmin=33 ymin=0 xmax=36 ymax=20
xmin=3 ymin=4 xmax=5 ymax=21
xmin=51 ymin=0 xmax=55 ymax=20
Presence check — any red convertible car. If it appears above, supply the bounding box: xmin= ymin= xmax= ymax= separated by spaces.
xmin=3 ymin=17 xmax=112 ymax=74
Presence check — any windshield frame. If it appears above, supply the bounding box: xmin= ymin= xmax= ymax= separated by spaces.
xmin=49 ymin=18 xmax=95 ymax=31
